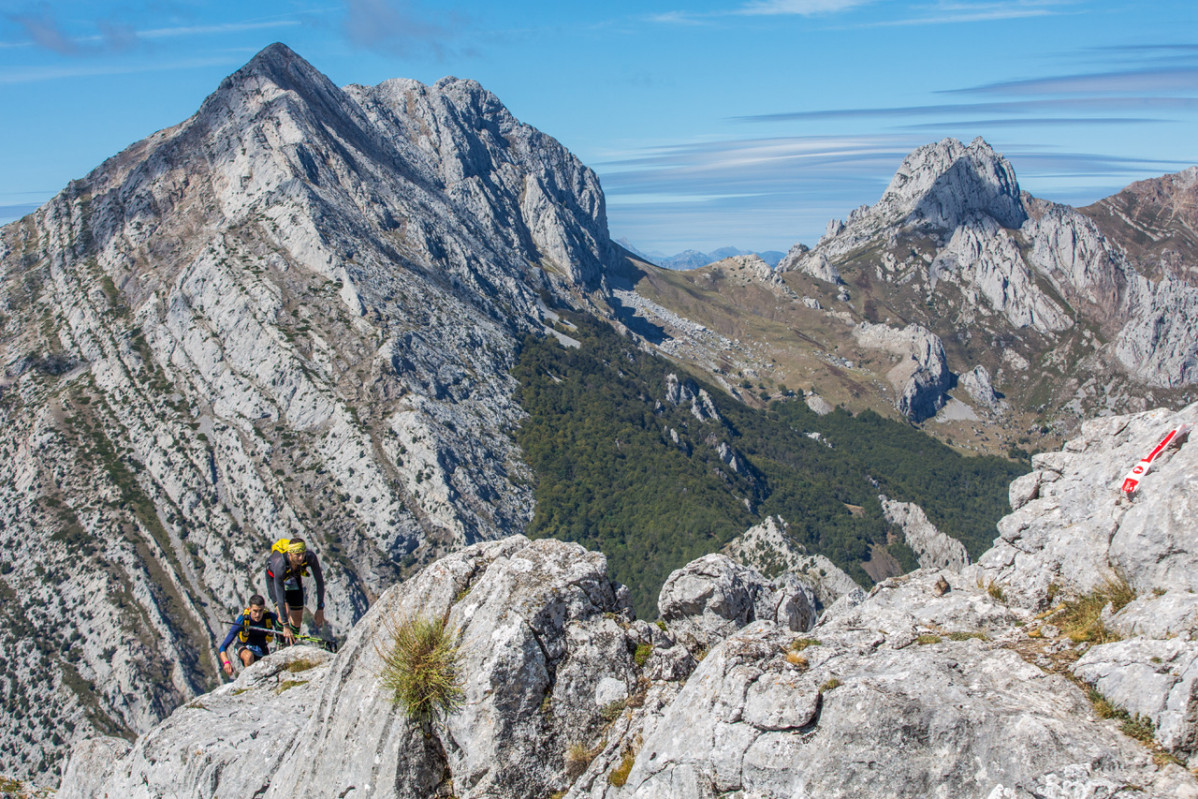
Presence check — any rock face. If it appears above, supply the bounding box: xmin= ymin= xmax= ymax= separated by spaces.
xmin=657 ymin=553 xmax=818 ymax=650
xmin=853 ymin=322 xmax=953 ymax=421
xmin=880 ymin=496 xmax=970 ymax=572
xmin=0 ymin=42 xmax=619 ymax=783
xmin=614 ymin=573 xmax=1194 ymax=799
xmin=977 ymin=402 xmax=1198 ymax=604
xmin=975 ymin=399 xmax=1198 ymax=769
xmin=722 ymin=516 xmax=860 ymax=608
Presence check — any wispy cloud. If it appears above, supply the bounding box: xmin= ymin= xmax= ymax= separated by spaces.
xmin=598 ymin=135 xmax=914 ymax=199
xmin=137 ymin=20 xmax=303 ymax=41
xmin=0 ymin=57 xmax=237 ymax=85
xmin=649 ymin=0 xmax=875 ymax=26
xmin=955 ymin=66 xmax=1198 ymax=96
xmin=737 ymin=0 xmax=876 ymax=15
xmin=736 ymin=97 xmax=1198 ymax=123
xmin=342 ymin=0 xmax=467 ymax=59
xmin=898 ymin=117 xmax=1164 ymax=130
xmin=870 ymin=0 xmax=1072 ymax=27
xmin=3 ymin=5 xmax=302 ymax=55
xmin=7 ymin=4 xmax=82 ymax=54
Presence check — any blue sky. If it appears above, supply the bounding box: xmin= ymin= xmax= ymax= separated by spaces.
xmin=1 ymin=1 xmax=1196 ymax=254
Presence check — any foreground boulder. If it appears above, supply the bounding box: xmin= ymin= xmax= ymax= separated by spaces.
xmin=974 ymin=400 xmax=1198 ymax=769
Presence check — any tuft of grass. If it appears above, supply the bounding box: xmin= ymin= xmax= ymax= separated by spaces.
xmin=1087 ymin=687 xmax=1157 ymax=744
xmin=565 ymin=742 xmax=597 ymax=778
xmin=633 ymin=642 xmax=653 ymax=667
xmin=284 ymin=658 xmax=321 ymax=673
xmin=819 ymin=678 xmax=842 ymax=693
xmin=785 ymin=651 xmax=809 ymax=670
xmin=277 ymin=680 xmax=307 ymax=694
xmin=1121 ymin=714 xmax=1157 ymax=744
xmin=1051 ymin=578 xmax=1136 ymax=644
xmin=608 ymin=750 xmax=636 ymax=787
xmin=790 ymin=638 xmax=821 ymax=652
xmin=987 ymin=581 xmax=1006 ymax=602
xmin=916 ymin=634 xmax=943 ymax=645
xmin=947 ymin=631 xmax=988 ymax=642
xmin=378 ymin=614 xmax=464 ymax=726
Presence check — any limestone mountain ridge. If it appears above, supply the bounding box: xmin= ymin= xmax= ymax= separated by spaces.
xmin=625 ymin=137 xmax=1198 ymax=450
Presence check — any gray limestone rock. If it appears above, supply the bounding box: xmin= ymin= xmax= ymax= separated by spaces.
xmin=657 ymin=553 xmax=817 ymax=652
xmin=609 ymin=584 xmax=1193 ymax=799
xmin=880 ymin=496 xmax=970 ymax=572
xmin=854 ymin=322 xmax=953 ymax=421
xmin=960 ymin=364 xmax=1007 ymax=413
xmin=722 ymin=516 xmax=860 ymax=609
xmin=1073 ymin=637 xmax=1198 ymax=764
xmin=977 ymin=401 xmax=1198 ymax=607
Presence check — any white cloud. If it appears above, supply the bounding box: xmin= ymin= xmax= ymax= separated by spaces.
xmin=738 ymin=0 xmax=876 ymax=15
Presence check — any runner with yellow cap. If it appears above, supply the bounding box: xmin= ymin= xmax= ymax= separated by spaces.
xmin=264 ymin=537 xmax=326 ymax=645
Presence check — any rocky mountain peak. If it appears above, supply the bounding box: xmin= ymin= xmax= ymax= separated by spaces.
xmin=877 ymin=136 xmax=1026 ymax=231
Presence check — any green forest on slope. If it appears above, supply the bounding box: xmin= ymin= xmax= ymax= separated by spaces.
xmin=512 ymin=315 xmax=1028 ymax=618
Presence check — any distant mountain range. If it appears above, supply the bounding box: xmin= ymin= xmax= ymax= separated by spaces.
xmin=616 ymin=240 xmax=785 ymax=270
xmin=2 ymin=43 xmax=1196 ymax=787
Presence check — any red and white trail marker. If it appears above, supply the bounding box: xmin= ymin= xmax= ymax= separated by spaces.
xmin=1120 ymin=423 xmax=1191 ymax=497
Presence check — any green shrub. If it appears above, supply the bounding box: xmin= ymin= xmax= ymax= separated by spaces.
xmin=379 ymin=614 xmax=464 ymax=726
xmin=633 ymin=642 xmax=653 ymax=667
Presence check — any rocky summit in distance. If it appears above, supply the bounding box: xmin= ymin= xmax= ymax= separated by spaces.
xmin=625 ymin=136 xmax=1198 ymax=455
xmin=56 ymin=400 xmax=1198 ymax=798
xmin=0 ymin=42 xmax=620 ymax=784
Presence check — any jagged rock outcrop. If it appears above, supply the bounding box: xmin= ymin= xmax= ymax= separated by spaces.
xmin=656 ymin=553 xmax=817 ymax=650
xmin=853 ymin=322 xmax=953 ymax=421
xmin=974 ymin=400 xmax=1198 ymax=767
xmin=959 ymin=364 xmax=1006 ymax=413
xmin=880 ymin=496 xmax=969 ymax=572
xmin=930 ymin=214 xmax=1072 ymax=332
xmin=722 ymin=516 xmax=859 ymax=608
xmin=977 ymin=401 xmax=1197 ymax=604
xmin=612 ymin=570 xmax=1195 ymax=799
xmin=0 ymin=42 xmax=621 ymax=783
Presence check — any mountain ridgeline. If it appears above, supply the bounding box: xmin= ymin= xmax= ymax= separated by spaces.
xmin=514 ymin=314 xmax=1024 ymax=617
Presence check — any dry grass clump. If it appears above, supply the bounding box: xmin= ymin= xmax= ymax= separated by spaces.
xmin=378 ymin=613 xmax=464 ymax=726
xmin=608 ymin=749 xmax=636 ymax=787
xmin=1049 ymin=578 xmax=1136 ymax=644
xmin=565 ymin=742 xmax=599 ymax=778
xmin=785 ymin=651 xmax=809 ymax=670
